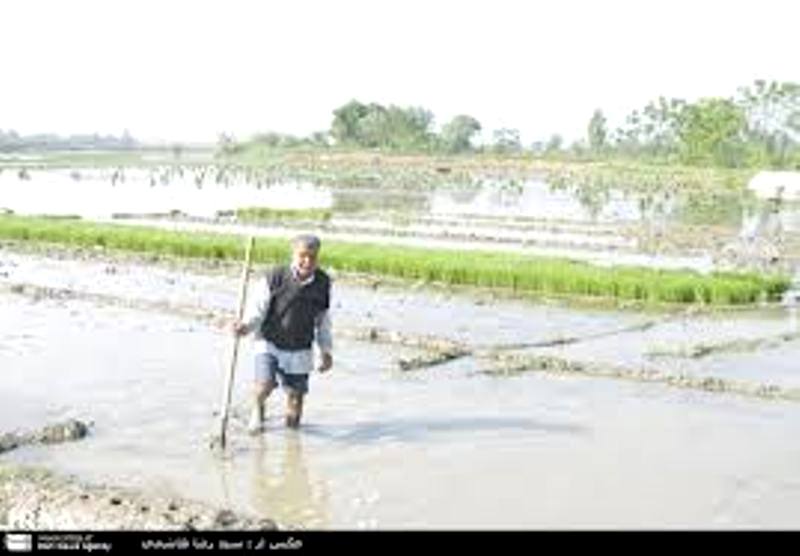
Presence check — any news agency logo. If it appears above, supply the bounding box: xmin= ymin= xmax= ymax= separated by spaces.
xmin=3 ymin=534 xmax=33 ymax=553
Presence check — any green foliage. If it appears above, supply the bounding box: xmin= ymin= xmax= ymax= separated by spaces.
xmin=491 ymin=128 xmax=522 ymax=154
xmin=546 ymin=134 xmax=563 ymax=153
xmin=676 ymin=97 xmax=747 ymax=166
xmin=736 ymin=80 xmax=800 ymax=167
xmin=359 ymin=105 xmax=435 ymax=150
xmin=440 ymin=115 xmax=482 ymax=153
xmin=216 ymin=133 xmax=242 ymax=156
xmin=235 ymin=207 xmax=332 ymax=222
xmin=611 ymin=80 xmax=800 ymax=168
xmin=251 ymin=132 xmax=306 ymax=148
xmin=331 ymin=100 xmax=371 ymax=145
xmin=210 ymin=80 xmax=799 ymax=169
xmin=587 ymin=109 xmax=608 ymax=151
xmin=329 ymin=100 xmax=435 ymax=151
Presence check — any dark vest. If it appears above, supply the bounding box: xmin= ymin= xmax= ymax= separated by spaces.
xmin=260 ymin=265 xmax=331 ymax=351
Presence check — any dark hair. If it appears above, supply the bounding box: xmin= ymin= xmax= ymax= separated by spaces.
xmin=292 ymin=234 xmax=321 ymax=251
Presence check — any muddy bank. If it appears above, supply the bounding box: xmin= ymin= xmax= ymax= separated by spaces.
xmin=0 ymin=420 xmax=90 ymax=455
xmin=0 ymin=419 xmax=278 ymax=530
xmin=0 ymin=464 xmax=277 ymax=530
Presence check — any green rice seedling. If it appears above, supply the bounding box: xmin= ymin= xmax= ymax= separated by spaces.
xmin=235 ymin=207 xmax=332 ymax=222
xmin=0 ymin=215 xmax=791 ymax=307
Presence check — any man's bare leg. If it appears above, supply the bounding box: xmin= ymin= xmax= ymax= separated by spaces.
xmin=286 ymin=392 xmax=304 ymax=429
xmin=249 ymin=380 xmax=276 ymax=434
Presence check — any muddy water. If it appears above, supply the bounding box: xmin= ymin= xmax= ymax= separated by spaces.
xmin=0 ymin=168 xmax=332 ymax=219
xmin=533 ymin=309 xmax=800 ymax=389
xmin=2 ymin=249 xmax=800 ymax=528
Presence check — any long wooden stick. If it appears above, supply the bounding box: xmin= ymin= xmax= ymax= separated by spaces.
xmin=217 ymin=235 xmax=256 ymax=450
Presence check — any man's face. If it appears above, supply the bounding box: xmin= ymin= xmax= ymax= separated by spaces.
xmin=292 ymin=245 xmax=319 ymax=279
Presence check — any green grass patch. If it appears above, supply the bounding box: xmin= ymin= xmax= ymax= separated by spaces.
xmin=235 ymin=207 xmax=332 ymax=223
xmin=0 ymin=214 xmax=790 ymax=306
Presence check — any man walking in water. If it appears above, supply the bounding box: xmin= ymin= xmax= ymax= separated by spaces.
xmin=231 ymin=234 xmax=333 ymax=431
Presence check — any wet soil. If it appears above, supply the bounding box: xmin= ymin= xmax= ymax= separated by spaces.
xmin=2 ymin=242 xmax=800 ymax=529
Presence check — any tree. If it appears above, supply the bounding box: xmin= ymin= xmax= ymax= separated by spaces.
xmin=736 ymin=80 xmax=800 ymax=166
xmin=789 ymin=111 xmax=800 ymax=135
xmin=492 ymin=128 xmax=522 ymax=153
xmin=612 ymin=97 xmax=686 ymax=157
xmin=587 ymin=109 xmax=607 ymax=152
xmin=309 ymin=131 xmax=330 ymax=146
xmin=675 ymin=97 xmax=747 ymax=166
xmin=440 ymin=115 xmax=482 ymax=153
xmin=216 ymin=133 xmax=241 ymax=155
xmin=330 ymin=100 xmax=434 ymax=151
xmin=546 ymin=134 xmax=563 ymax=153
xmin=330 ymin=100 xmax=370 ymax=145
xmin=357 ymin=105 xmax=391 ymax=148
xmin=529 ymin=140 xmax=546 ymax=154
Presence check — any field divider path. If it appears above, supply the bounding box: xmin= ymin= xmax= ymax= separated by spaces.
xmin=645 ymin=331 xmax=800 ymax=359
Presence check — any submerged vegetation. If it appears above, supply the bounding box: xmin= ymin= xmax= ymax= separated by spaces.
xmin=235 ymin=207 xmax=332 ymax=223
xmin=0 ymin=215 xmax=790 ymax=306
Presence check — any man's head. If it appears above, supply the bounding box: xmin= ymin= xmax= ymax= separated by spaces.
xmin=291 ymin=234 xmax=321 ymax=280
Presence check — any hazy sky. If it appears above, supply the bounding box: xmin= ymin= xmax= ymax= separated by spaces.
xmin=1 ymin=0 xmax=798 ymax=145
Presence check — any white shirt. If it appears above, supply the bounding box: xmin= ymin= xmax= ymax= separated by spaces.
xmin=241 ymin=267 xmax=332 ymax=375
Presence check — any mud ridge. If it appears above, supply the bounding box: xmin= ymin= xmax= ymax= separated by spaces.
xmin=0 ymin=420 xmax=90 ymax=455
xmin=479 ymin=352 xmax=800 ymax=402
xmin=645 ymin=331 xmax=800 ymax=359
xmin=0 ymin=464 xmax=277 ymax=530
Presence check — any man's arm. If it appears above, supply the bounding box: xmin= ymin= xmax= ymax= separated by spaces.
xmin=232 ymin=276 xmax=271 ymax=336
xmin=314 ymin=310 xmax=333 ymax=371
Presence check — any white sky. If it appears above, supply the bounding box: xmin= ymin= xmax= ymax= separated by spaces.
xmin=1 ymin=0 xmax=798 ymax=145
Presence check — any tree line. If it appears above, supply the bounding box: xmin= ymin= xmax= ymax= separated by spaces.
xmin=592 ymin=80 xmax=800 ymax=168
xmin=0 ymin=129 xmax=138 ymax=152
xmin=235 ymin=79 xmax=800 ymax=169
xmin=3 ymin=79 xmax=797 ymax=169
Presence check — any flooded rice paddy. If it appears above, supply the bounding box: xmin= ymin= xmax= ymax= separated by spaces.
xmin=2 ymin=165 xmax=800 ymax=528
xmin=2 ymin=245 xmax=800 ymax=529
xmin=2 ymin=166 xmax=800 ymax=273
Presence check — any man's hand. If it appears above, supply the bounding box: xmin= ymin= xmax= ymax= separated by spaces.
xmin=229 ymin=320 xmax=248 ymax=337
xmin=317 ymin=352 xmax=333 ymax=373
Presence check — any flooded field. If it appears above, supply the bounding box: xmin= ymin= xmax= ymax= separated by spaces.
xmin=2 ymin=164 xmax=799 ymax=529
xmin=2 ymin=246 xmax=800 ymax=529
xmin=2 ymin=166 xmax=800 ymax=273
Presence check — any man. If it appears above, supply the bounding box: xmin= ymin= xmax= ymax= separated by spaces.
xmin=231 ymin=234 xmax=333 ymax=431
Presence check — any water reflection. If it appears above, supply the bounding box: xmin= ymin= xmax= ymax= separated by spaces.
xmin=683 ymin=192 xmax=745 ymax=228
xmin=431 ymin=179 xmax=674 ymax=224
xmin=248 ymin=434 xmax=330 ymax=528
xmin=0 ymin=169 xmax=332 ymax=219
xmin=0 ymin=168 xmax=770 ymax=230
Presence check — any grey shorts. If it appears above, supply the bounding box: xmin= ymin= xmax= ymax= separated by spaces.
xmin=255 ymin=353 xmax=309 ymax=395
